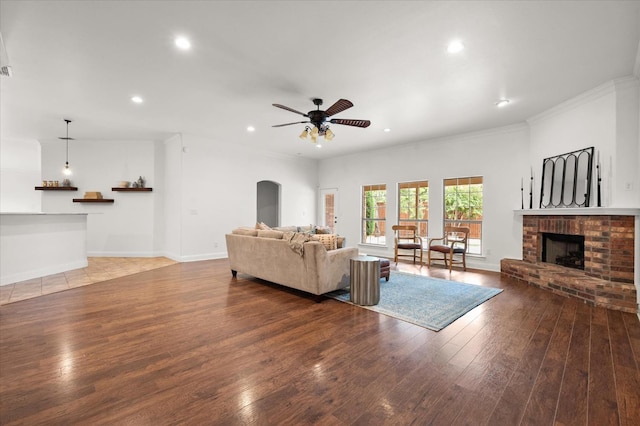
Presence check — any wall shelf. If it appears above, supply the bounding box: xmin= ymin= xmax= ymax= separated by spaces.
xmin=111 ymin=187 xmax=153 ymax=192
xmin=35 ymin=186 xmax=78 ymax=191
xmin=72 ymin=199 xmax=114 ymax=203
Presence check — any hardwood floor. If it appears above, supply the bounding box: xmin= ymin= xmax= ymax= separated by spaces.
xmin=1 ymin=259 xmax=638 ymax=425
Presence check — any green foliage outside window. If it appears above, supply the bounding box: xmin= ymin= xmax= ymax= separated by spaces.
xmin=363 ymin=186 xmax=386 ymax=238
xmin=366 ymin=190 xmax=376 ymax=235
xmin=399 ymin=186 xmax=429 ymax=220
xmin=444 ymin=184 xmax=483 ymax=220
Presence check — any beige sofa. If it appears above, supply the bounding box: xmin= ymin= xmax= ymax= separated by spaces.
xmin=225 ymin=231 xmax=358 ymax=296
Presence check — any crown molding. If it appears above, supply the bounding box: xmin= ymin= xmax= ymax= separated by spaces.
xmin=527 ymin=76 xmax=638 ymax=126
xmin=527 ymin=80 xmax=615 ymax=125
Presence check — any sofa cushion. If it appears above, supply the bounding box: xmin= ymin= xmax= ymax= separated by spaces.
xmin=257 ymin=229 xmax=284 ymax=239
xmin=232 ymin=227 xmax=258 ymax=236
xmin=273 ymin=226 xmax=298 ymax=233
xmin=316 ymin=234 xmax=337 ymax=251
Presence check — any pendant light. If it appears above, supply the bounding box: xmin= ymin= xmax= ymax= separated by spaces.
xmin=59 ymin=119 xmax=74 ymax=176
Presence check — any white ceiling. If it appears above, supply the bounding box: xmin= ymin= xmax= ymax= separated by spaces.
xmin=1 ymin=1 xmax=639 ymax=159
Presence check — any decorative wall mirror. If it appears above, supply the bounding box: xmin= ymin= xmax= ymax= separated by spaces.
xmin=539 ymin=147 xmax=593 ymax=208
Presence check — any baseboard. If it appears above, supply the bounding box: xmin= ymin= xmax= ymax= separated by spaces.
xmin=0 ymin=259 xmax=89 ymax=286
xmin=87 ymin=251 xmax=165 ymax=258
xmin=175 ymin=251 xmax=228 ymax=262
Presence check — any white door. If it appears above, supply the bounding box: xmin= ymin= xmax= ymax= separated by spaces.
xmin=319 ymin=188 xmax=338 ymax=234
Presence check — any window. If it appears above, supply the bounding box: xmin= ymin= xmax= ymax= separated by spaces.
xmin=398 ymin=180 xmax=429 ymax=239
xmin=362 ymin=184 xmax=386 ymax=245
xmin=444 ymin=176 xmax=483 ymax=255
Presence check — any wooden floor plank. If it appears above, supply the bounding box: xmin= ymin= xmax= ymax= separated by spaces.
xmin=485 ymin=296 xmax=565 ymax=425
xmin=588 ymin=307 xmax=620 ymax=425
xmin=521 ymin=298 xmax=577 ymax=424
xmin=607 ymin=309 xmax=640 ymax=426
xmin=0 ymin=259 xmax=638 ymax=425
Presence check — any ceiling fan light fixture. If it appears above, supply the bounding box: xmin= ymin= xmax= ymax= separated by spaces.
xmin=272 ymin=98 xmax=370 ymax=144
xmin=325 ymin=128 xmax=334 ymax=141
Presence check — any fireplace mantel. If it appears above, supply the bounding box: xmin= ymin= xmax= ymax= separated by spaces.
xmin=514 ymin=207 xmax=640 ymax=216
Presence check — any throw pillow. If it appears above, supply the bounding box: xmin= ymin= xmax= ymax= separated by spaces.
xmin=316 ymin=234 xmax=337 ymax=251
xmin=297 ymin=224 xmax=315 ymax=234
xmin=315 ymin=226 xmax=332 ymax=235
xmin=255 ymin=222 xmax=272 ymax=230
xmin=257 ymin=229 xmax=284 ymax=239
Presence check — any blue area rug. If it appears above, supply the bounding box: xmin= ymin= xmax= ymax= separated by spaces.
xmin=326 ymin=272 xmax=503 ymax=331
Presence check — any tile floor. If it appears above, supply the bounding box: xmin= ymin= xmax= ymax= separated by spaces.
xmin=0 ymin=257 xmax=177 ymax=306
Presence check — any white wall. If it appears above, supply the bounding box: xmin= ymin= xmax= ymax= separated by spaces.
xmin=163 ymin=134 xmax=182 ymax=260
xmin=318 ymin=124 xmax=529 ymax=271
xmin=39 ymin=139 xmax=159 ymax=256
xmin=0 ymin=138 xmax=41 ymax=212
xmin=614 ymin=78 xmax=639 ymax=207
xmin=175 ymin=133 xmax=318 ymax=261
xmin=527 ymin=77 xmax=640 ymax=208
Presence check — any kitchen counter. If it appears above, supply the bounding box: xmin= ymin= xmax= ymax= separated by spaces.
xmin=1 ymin=212 xmax=88 ymax=285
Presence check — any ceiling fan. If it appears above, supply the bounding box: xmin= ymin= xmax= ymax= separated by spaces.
xmin=272 ymin=98 xmax=370 ymax=144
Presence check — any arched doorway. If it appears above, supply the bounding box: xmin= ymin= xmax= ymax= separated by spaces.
xmin=257 ymin=180 xmax=280 ymax=227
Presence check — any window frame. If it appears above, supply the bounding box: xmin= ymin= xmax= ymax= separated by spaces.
xmin=361 ymin=184 xmax=387 ymax=245
xmin=443 ymin=176 xmax=483 ymax=255
xmin=397 ymin=180 xmax=429 ymax=240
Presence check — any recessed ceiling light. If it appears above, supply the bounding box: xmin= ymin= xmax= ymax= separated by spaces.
xmin=131 ymin=96 xmax=143 ymax=103
xmin=247 ymin=126 xmax=255 ymax=132
xmin=383 ymin=128 xmax=391 ymax=132
xmin=175 ymin=36 xmax=191 ymax=50
xmin=447 ymin=40 xmax=465 ymax=54
xmin=495 ymin=99 xmax=511 ymax=108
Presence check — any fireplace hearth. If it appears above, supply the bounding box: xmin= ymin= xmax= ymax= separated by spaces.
xmin=501 ymin=213 xmax=637 ymax=313
xmin=541 ymin=232 xmax=584 ymax=270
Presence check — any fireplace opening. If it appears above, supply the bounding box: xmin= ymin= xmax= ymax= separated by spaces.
xmin=541 ymin=233 xmax=585 ymax=270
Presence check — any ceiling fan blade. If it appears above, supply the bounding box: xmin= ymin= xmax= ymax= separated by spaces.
xmin=272 ymin=121 xmax=310 ymax=128
xmin=330 ymin=118 xmax=371 ymax=128
xmin=324 ymin=99 xmax=354 ymax=117
xmin=272 ymin=103 xmax=308 ymax=117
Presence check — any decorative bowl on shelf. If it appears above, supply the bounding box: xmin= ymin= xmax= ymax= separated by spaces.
xmin=117 ymin=181 xmax=130 ymax=188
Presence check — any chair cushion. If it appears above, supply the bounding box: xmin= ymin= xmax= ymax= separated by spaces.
xmin=398 ymin=243 xmax=421 ymax=249
xmin=429 ymin=245 xmax=452 ymax=253
xmin=430 ymin=245 xmax=465 ymax=254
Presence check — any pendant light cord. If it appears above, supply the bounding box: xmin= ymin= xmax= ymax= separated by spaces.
xmin=65 ymin=122 xmax=69 ymax=165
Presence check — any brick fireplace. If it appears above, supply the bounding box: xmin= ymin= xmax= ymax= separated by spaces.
xmin=501 ymin=212 xmax=637 ymax=313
